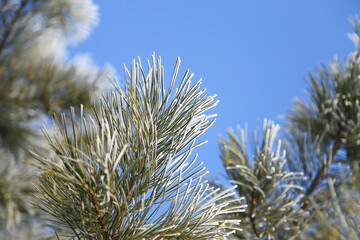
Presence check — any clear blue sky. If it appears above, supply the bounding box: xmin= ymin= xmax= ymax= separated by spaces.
xmin=71 ymin=1 xmax=360 ymax=179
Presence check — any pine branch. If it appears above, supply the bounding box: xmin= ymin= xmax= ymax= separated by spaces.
xmin=214 ymin=120 xmax=306 ymax=239
xmin=85 ymin=177 xmax=112 ymax=240
xmin=30 ymin=55 xmax=245 ymax=239
xmin=301 ymin=128 xmax=343 ymax=210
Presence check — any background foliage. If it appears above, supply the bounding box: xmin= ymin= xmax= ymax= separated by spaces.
xmin=0 ymin=0 xmax=112 ymax=238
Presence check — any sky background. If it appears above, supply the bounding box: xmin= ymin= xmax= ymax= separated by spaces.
xmin=70 ymin=0 xmax=360 ymax=180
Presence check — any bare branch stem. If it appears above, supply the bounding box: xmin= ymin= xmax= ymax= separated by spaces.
xmin=248 ymin=189 xmax=260 ymax=238
xmin=112 ymin=172 xmax=136 ymax=239
xmin=85 ymin=177 xmax=112 ymax=240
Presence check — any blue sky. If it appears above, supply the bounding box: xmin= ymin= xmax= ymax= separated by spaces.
xmin=71 ymin=1 xmax=360 ymax=179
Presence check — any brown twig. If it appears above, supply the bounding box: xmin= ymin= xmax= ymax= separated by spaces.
xmin=248 ymin=189 xmax=260 ymax=238
xmin=85 ymin=177 xmax=112 ymax=240
xmin=112 ymin=172 xmax=137 ymax=239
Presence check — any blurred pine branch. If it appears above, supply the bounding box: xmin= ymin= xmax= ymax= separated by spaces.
xmin=0 ymin=0 xmax=112 ymax=238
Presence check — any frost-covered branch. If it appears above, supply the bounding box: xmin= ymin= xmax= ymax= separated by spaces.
xmin=30 ymin=54 xmax=246 ymax=239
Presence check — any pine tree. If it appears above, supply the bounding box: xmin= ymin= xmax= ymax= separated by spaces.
xmin=30 ymin=54 xmax=245 ymax=239
xmin=0 ymin=0 xmax=112 ymax=238
xmin=213 ymin=18 xmax=360 ymax=239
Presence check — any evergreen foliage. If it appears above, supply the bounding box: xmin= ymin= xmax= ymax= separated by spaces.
xmin=30 ymin=55 xmax=245 ymax=239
